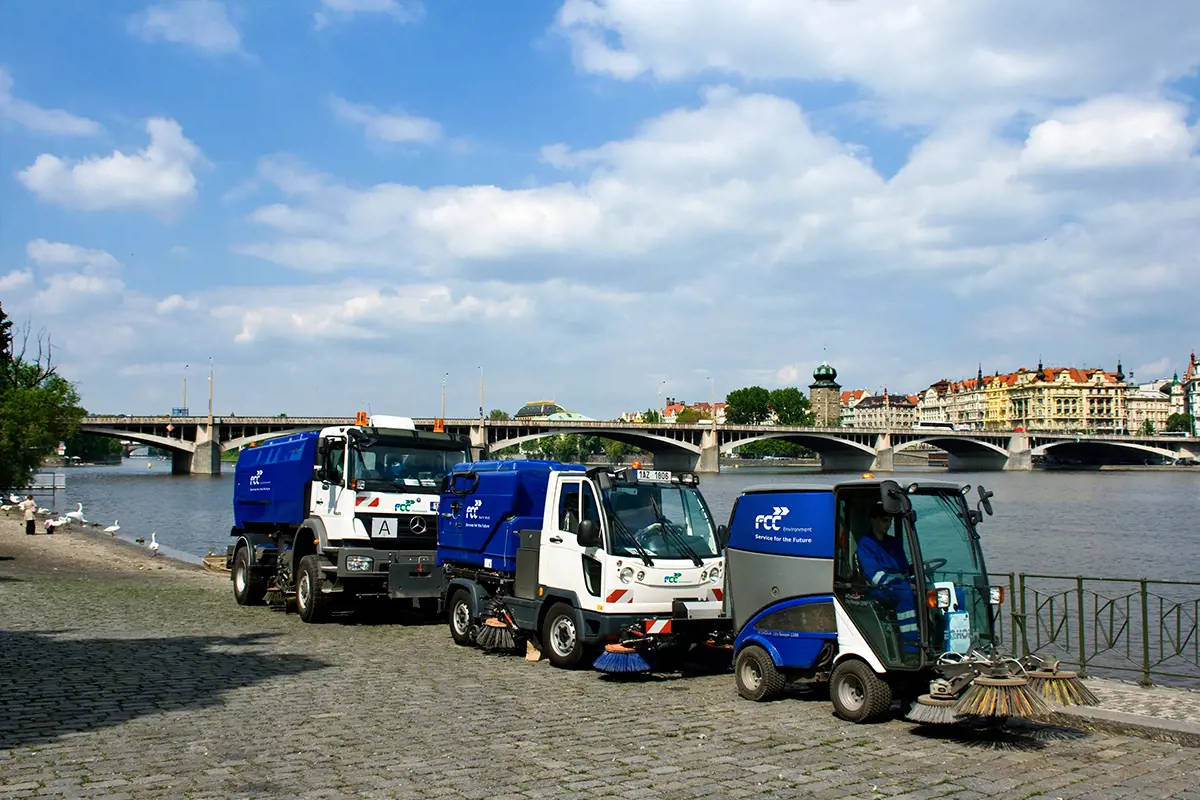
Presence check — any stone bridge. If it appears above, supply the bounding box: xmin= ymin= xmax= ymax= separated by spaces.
xmin=79 ymin=416 xmax=1200 ymax=475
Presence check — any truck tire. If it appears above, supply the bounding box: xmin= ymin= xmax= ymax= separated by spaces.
xmin=296 ymin=555 xmax=332 ymax=624
xmin=541 ymin=602 xmax=589 ymax=669
xmin=232 ymin=546 xmax=267 ymax=606
xmin=734 ymin=645 xmax=786 ymax=702
xmin=830 ymin=659 xmax=893 ymax=723
xmin=448 ymin=589 xmax=475 ymax=647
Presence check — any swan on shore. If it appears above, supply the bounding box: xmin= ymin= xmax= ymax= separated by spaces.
xmin=7 ymin=493 xmax=20 ymax=504
xmin=149 ymin=532 xmax=159 ymax=554
xmin=103 ymin=519 xmax=120 ymax=535
xmin=65 ymin=502 xmax=85 ymax=524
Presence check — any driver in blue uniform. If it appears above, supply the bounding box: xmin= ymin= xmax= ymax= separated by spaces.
xmin=857 ymin=502 xmax=920 ymax=654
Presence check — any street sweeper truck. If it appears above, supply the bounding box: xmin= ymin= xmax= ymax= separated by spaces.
xmin=228 ymin=413 xmax=471 ymax=622
xmin=435 ymin=460 xmax=728 ymax=668
xmin=718 ymin=476 xmax=1095 ymax=724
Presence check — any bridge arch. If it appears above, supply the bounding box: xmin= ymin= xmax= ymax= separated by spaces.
xmin=893 ymin=436 xmax=1010 ymax=458
xmin=224 ymin=427 xmax=328 ymax=451
xmin=1033 ymin=440 xmax=1181 ymax=464
xmin=489 ymin=429 xmax=701 ymax=456
xmin=80 ymin=426 xmax=195 ymax=454
xmin=719 ymin=431 xmax=876 ymax=457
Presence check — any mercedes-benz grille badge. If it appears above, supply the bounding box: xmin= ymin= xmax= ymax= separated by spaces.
xmin=409 ymin=517 xmax=427 ymax=534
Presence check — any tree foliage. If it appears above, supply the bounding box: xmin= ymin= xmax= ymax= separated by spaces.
xmin=735 ymin=439 xmax=815 ymax=458
xmin=641 ymin=409 xmax=661 ymax=424
xmin=724 ymin=386 xmax=771 ymax=424
xmin=1165 ymin=413 xmax=1195 ymax=433
xmin=64 ymin=433 xmax=124 ymax=462
xmin=0 ymin=303 xmax=85 ymax=489
xmin=768 ymin=387 xmax=814 ymax=426
xmin=488 ymin=408 xmax=511 ymax=420
xmin=1140 ymin=419 xmax=1155 ymax=436
xmin=675 ymin=407 xmax=709 ymax=425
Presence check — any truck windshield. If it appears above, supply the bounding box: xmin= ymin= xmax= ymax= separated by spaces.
xmin=349 ymin=442 xmax=467 ymax=492
xmin=604 ymin=484 xmax=720 ymax=561
xmin=907 ymin=489 xmax=998 ymax=654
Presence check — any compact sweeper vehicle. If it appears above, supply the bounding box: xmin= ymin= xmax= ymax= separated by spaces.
xmin=719 ymin=477 xmax=1095 ymax=724
xmin=435 ymin=460 xmax=728 ymax=669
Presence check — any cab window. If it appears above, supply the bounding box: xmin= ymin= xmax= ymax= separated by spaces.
xmin=324 ymin=440 xmax=346 ymax=486
xmin=581 ymin=483 xmax=602 ymax=529
xmin=558 ymin=482 xmax=581 ymax=533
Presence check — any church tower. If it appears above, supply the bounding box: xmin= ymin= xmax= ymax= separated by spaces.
xmin=809 ymin=362 xmax=842 ymax=427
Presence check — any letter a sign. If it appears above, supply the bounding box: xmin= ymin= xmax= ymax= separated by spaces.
xmin=372 ymin=517 xmax=398 ymax=538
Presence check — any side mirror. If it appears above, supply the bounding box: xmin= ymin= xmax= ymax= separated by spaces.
xmin=716 ymin=524 xmax=729 ymax=550
xmin=879 ymin=479 xmax=912 ymax=516
xmin=317 ymin=440 xmax=329 ymax=458
xmin=977 ymin=485 xmax=994 ymax=517
xmin=577 ymin=519 xmax=602 ymax=548
xmin=314 ymin=465 xmax=327 ymax=482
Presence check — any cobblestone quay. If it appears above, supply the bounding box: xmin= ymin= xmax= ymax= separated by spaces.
xmin=2 ymin=523 xmax=1198 ymax=799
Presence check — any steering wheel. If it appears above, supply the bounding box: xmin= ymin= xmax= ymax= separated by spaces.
xmin=922 ymin=558 xmax=948 ymax=576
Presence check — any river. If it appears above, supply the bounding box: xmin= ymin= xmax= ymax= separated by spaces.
xmin=28 ymin=459 xmax=1200 ymax=583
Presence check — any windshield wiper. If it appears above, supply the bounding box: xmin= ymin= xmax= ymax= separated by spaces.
xmin=651 ymin=498 xmax=703 ymax=566
xmin=608 ymin=512 xmax=654 ymax=567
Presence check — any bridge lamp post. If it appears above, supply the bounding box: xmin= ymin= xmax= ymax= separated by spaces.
xmin=657 ymin=380 xmax=666 ymax=422
xmin=183 ymin=364 xmax=188 ymax=416
xmin=441 ymin=372 xmax=449 ymax=420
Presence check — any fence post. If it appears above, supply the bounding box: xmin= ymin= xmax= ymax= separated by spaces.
xmin=1018 ymin=573 xmax=1029 ymax=656
xmin=1139 ymin=578 xmax=1151 ymax=687
xmin=1076 ymin=576 xmax=1087 ymax=678
xmin=1008 ymin=572 xmax=1017 ymax=653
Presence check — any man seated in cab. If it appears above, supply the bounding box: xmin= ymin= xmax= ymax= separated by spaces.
xmin=856 ymin=502 xmax=920 ymax=654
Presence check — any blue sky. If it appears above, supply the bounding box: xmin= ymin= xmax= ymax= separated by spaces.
xmin=1 ymin=0 xmax=1198 ymax=417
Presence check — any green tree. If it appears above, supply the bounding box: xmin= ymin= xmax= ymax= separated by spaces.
xmin=64 ymin=433 xmax=123 ymax=463
xmin=736 ymin=439 xmax=814 ymax=459
xmin=1140 ymin=419 xmax=1155 ymax=436
xmin=769 ymin=387 xmax=814 ymax=426
xmin=641 ymin=409 xmax=661 ymax=424
xmin=1165 ymin=413 xmax=1195 ymax=433
xmin=601 ymin=438 xmax=639 ymax=462
xmin=676 ymin=407 xmax=708 ymax=425
xmin=488 ymin=409 xmax=511 ymax=420
xmin=0 ymin=304 xmax=85 ymax=489
xmin=725 ymin=386 xmax=772 ymax=424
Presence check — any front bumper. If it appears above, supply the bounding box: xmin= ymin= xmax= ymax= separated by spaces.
xmin=332 ymin=548 xmax=445 ymax=599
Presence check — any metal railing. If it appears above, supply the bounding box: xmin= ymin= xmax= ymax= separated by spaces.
xmin=987 ymin=572 xmax=1200 ymax=687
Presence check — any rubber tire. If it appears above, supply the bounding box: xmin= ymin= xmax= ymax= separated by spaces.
xmin=448 ymin=589 xmax=475 ymax=647
xmin=830 ymin=659 xmax=893 ymax=723
xmin=232 ymin=546 xmax=267 ymax=606
xmin=541 ymin=602 xmax=588 ymax=669
xmin=734 ymin=645 xmax=787 ymax=701
xmin=296 ymin=555 xmax=332 ymax=624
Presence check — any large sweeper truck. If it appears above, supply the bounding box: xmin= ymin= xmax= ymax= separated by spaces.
xmin=435 ymin=460 xmax=729 ymax=668
xmin=594 ymin=475 xmax=1095 ymax=725
xmin=227 ymin=413 xmax=471 ymax=622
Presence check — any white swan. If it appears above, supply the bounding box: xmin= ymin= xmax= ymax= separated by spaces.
xmin=0 ymin=505 xmax=10 ymax=512
xmin=149 ymin=532 xmax=159 ymax=554
xmin=103 ymin=519 xmax=120 ymax=535
xmin=7 ymin=493 xmax=20 ymax=504
xmin=65 ymin=502 xmax=85 ymax=524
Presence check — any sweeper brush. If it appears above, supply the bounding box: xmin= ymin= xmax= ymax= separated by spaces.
xmin=593 ymin=643 xmax=652 ymax=674
xmin=475 ymin=616 xmax=519 ymax=651
xmin=1025 ymin=668 xmax=1099 ymax=707
xmin=954 ymin=675 xmax=1051 ymax=719
xmin=905 ymin=694 xmax=961 ymax=725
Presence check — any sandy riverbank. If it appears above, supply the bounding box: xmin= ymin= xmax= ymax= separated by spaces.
xmin=0 ymin=513 xmax=224 ymax=584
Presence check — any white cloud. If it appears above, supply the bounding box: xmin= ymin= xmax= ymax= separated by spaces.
xmin=330 ymin=96 xmax=441 ymax=144
xmin=5 ymin=240 xmax=127 ymax=315
xmin=0 ymin=270 xmax=34 ymax=293
xmin=156 ymin=294 xmax=199 ymax=313
xmin=128 ymin=0 xmax=242 ymax=54
xmin=314 ymin=0 xmax=423 ymax=29
xmin=1132 ymin=357 xmax=1172 ymax=380
xmin=555 ymin=0 xmax=1200 ymax=121
xmin=0 ymin=67 xmax=102 ymax=136
xmin=26 ymin=239 xmax=121 ymax=275
xmin=18 ymin=118 xmax=204 ymax=212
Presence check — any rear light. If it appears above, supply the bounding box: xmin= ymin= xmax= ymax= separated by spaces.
xmin=927 ymin=588 xmax=951 ymax=609
xmin=989 ymin=586 xmax=1005 ymax=605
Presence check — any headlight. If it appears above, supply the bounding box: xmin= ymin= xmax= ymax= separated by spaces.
xmin=989 ymin=586 xmax=1005 ymax=605
xmin=700 ymin=569 xmax=709 ymax=581
xmin=926 ymin=588 xmax=951 ymax=609
xmin=346 ymin=555 xmax=373 ymax=572
xmin=619 ymin=566 xmax=635 ymax=584
xmin=708 ymin=565 xmax=721 ymax=582
xmin=636 ymin=570 xmax=645 ymax=582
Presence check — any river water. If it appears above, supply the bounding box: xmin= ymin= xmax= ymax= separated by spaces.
xmin=29 ymin=459 xmax=1199 ymax=582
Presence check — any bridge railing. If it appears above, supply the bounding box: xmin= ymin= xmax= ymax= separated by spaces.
xmin=986 ymin=572 xmax=1200 ymax=687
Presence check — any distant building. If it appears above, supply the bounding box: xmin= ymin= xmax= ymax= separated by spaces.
xmin=847 ymin=392 xmax=917 ymax=428
xmin=1126 ymin=380 xmax=1171 ymax=433
xmin=839 ymin=389 xmax=871 ymax=427
xmin=809 ymin=362 xmax=841 ymax=426
xmin=514 ymin=400 xmax=593 ymax=421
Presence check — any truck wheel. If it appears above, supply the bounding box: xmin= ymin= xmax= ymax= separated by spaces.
xmin=541 ymin=602 xmax=589 ymax=669
xmin=296 ymin=555 xmax=331 ymax=623
xmin=232 ymin=546 xmax=267 ymax=606
xmin=830 ymin=659 xmax=893 ymax=723
xmin=735 ymin=645 xmax=786 ymax=701
xmin=448 ymin=589 xmax=475 ymax=647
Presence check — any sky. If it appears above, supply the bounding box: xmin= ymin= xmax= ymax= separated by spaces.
xmin=1 ymin=0 xmax=1198 ymax=419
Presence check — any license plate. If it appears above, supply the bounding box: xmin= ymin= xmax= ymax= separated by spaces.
xmin=372 ymin=517 xmax=398 ymax=538
xmin=636 ymin=469 xmax=672 ymax=482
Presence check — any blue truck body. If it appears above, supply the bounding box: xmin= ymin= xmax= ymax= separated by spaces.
xmin=232 ymin=431 xmax=319 ymax=530
xmin=436 ymin=459 xmax=585 ymax=573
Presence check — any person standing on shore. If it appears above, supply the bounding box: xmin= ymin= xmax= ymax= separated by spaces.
xmin=19 ymin=495 xmax=36 ymax=535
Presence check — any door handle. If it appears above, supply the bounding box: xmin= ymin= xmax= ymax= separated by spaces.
xmin=549 ymin=536 xmax=563 ymax=544
xmin=315 ymin=500 xmax=323 ymax=504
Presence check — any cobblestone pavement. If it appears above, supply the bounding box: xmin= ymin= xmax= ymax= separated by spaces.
xmin=1087 ymin=678 xmax=1200 ymax=727
xmin=2 ymin=534 xmax=1199 ymax=799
